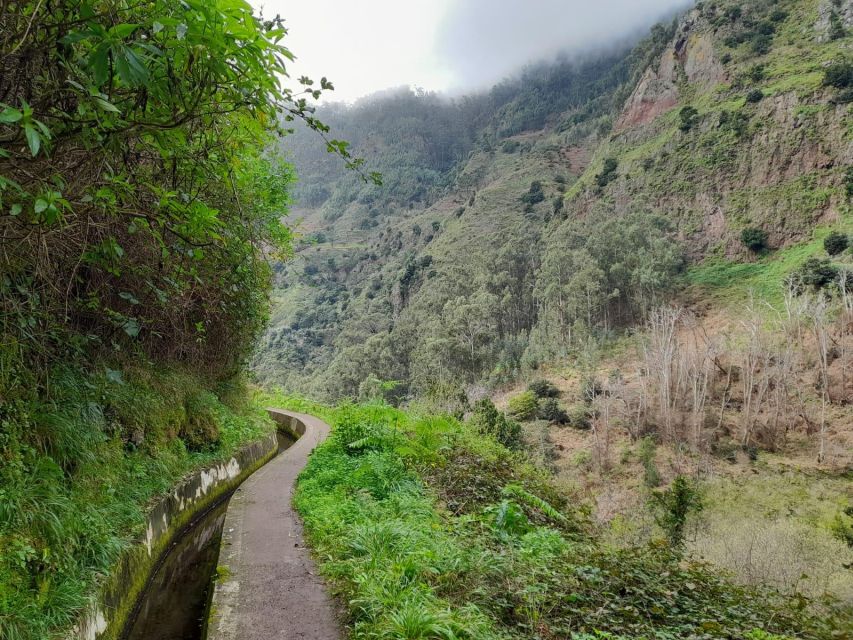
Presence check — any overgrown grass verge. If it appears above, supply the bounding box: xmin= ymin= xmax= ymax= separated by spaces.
xmin=268 ymin=393 xmax=845 ymax=639
xmin=0 ymin=363 xmax=275 ymax=639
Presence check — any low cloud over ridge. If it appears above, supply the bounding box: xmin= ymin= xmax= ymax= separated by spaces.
xmin=436 ymin=0 xmax=692 ymax=92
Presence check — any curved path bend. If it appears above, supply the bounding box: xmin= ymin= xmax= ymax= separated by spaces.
xmin=207 ymin=409 xmax=342 ymax=640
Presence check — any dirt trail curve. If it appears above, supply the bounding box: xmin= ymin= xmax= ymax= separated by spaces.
xmin=207 ymin=409 xmax=342 ymax=640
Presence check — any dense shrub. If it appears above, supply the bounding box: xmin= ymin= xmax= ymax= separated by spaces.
xmin=470 ymin=399 xmax=523 ymax=450
xmin=824 ymin=231 xmax=849 ymax=256
xmin=823 ymin=60 xmax=853 ymax=89
xmin=745 ymin=89 xmax=764 ymax=103
xmin=750 ymin=33 xmax=773 ymax=55
xmin=741 ymin=227 xmax=769 ymax=252
xmin=828 ymin=10 xmax=847 ymax=41
xmin=596 ymin=157 xmax=619 ymax=188
xmin=527 ymin=379 xmax=560 ymax=398
xmin=537 ymin=397 xmax=568 ymax=424
xmin=679 ymin=105 xmax=699 ymax=132
xmin=639 ymin=436 xmax=662 ymax=488
xmin=795 ymin=257 xmax=839 ymax=291
xmin=651 ymin=476 xmax=703 ymax=548
xmin=566 ymin=403 xmax=593 ymax=430
xmin=502 ymin=139 xmax=520 ymax=153
xmin=521 ymin=181 xmax=546 ymax=206
xmin=507 ymin=391 xmax=539 ymax=421
xmin=769 ymin=9 xmax=788 ymax=23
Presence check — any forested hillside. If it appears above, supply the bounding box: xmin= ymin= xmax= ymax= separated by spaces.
xmin=254 ymin=24 xmax=678 ymax=397
xmin=256 ymin=0 xmax=852 ymax=405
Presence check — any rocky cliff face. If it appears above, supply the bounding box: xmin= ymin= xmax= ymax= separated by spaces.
xmin=569 ymin=0 xmax=851 ymax=258
xmin=616 ymin=20 xmax=726 ymax=131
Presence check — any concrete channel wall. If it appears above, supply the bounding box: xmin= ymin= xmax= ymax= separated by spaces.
xmin=69 ymin=420 xmax=290 ymax=640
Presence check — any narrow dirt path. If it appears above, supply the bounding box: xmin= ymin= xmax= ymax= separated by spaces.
xmin=207 ymin=410 xmax=342 ymax=640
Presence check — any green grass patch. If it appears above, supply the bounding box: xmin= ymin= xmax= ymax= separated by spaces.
xmin=686 ymin=229 xmax=845 ymax=305
xmin=265 ymin=392 xmax=843 ymax=639
xmin=0 ymin=363 xmax=274 ymax=640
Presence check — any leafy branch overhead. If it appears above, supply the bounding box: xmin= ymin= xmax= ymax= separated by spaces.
xmin=0 ymin=0 xmax=370 ymax=372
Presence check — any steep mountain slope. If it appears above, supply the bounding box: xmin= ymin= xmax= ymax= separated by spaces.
xmin=256 ymin=0 xmax=852 ymax=405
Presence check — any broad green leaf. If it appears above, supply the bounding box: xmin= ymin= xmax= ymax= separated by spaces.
xmin=89 ymin=43 xmax=111 ymax=85
xmin=24 ymin=125 xmax=40 ymax=156
xmin=122 ymin=318 xmax=141 ymax=338
xmin=10 ymin=203 xmax=21 ymax=216
xmin=109 ymin=23 xmax=140 ymax=39
xmin=93 ymin=96 xmax=120 ymax=113
xmin=105 ymin=368 xmax=124 ymax=384
xmin=0 ymin=107 xmax=22 ymax=123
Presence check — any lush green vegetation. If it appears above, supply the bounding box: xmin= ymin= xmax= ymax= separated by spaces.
xmin=0 ymin=366 xmax=274 ymax=639
xmin=0 ymin=1 xmax=351 ymax=636
xmin=271 ymin=396 xmax=845 ymax=639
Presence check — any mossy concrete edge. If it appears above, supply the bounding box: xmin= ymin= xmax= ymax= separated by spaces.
xmin=69 ymin=431 xmax=281 ymax=640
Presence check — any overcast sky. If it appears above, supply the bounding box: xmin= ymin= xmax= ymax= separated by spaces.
xmin=251 ymin=0 xmax=692 ymax=103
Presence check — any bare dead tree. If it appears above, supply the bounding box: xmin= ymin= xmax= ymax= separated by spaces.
xmin=808 ymin=293 xmax=831 ymax=464
xmin=682 ymin=313 xmax=717 ymax=452
xmin=643 ymin=306 xmax=684 ymax=443
xmin=740 ymin=298 xmax=772 ymax=449
xmin=838 ymin=269 xmax=853 ymax=406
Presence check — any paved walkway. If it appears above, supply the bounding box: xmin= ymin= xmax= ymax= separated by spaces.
xmin=207 ymin=410 xmax=342 ymax=640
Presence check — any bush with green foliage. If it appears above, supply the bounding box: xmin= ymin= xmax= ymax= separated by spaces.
xmin=470 ymin=398 xmax=523 ymax=450
xmin=795 ymin=257 xmax=839 ymax=291
xmin=750 ymin=33 xmax=773 ymax=55
xmin=828 ymin=9 xmax=847 ymax=41
xmin=740 ymin=227 xmax=769 ymax=252
xmin=824 ymin=231 xmax=849 ymax=256
xmin=520 ymin=181 xmax=546 ymax=207
xmin=651 ymin=476 xmax=703 ymax=549
xmin=537 ymin=397 xmax=568 ymax=424
xmin=679 ymin=105 xmax=699 ymax=132
xmin=507 ymin=390 xmax=539 ymax=421
xmin=831 ymin=507 xmax=853 ymax=548
xmin=566 ymin=403 xmax=593 ymax=430
xmin=638 ymin=436 xmax=662 ymax=488
xmin=595 ymin=157 xmax=619 ymax=188
xmin=527 ymin=379 xmax=560 ymax=398
xmin=745 ymin=89 xmax=764 ymax=103
xmin=823 ymin=60 xmax=853 ymax=100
